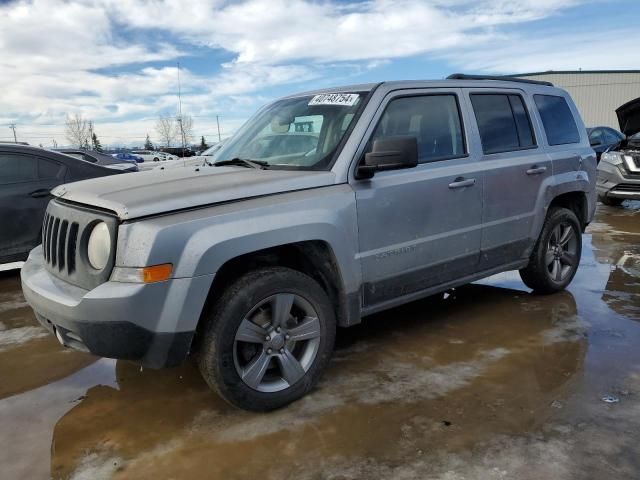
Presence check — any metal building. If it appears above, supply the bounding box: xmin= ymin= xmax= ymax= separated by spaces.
xmin=513 ymin=70 xmax=640 ymax=130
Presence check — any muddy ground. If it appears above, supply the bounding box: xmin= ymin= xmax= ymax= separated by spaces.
xmin=1 ymin=202 xmax=639 ymax=480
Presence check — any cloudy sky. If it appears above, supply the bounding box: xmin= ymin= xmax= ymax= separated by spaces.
xmin=1 ymin=0 xmax=639 ymax=147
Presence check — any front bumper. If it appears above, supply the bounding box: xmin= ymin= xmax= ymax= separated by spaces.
xmin=597 ymin=162 xmax=640 ymax=200
xmin=21 ymin=246 xmax=214 ymax=368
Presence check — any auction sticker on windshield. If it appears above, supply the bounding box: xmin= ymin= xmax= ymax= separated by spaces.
xmin=309 ymin=93 xmax=359 ymax=106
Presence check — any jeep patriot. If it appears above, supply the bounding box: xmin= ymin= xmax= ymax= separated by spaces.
xmin=21 ymin=75 xmax=597 ymax=410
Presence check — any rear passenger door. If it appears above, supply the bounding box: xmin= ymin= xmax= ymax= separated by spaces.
xmin=0 ymin=153 xmax=65 ymax=259
xmin=353 ymin=89 xmax=484 ymax=307
xmin=466 ymin=90 xmax=552 ymax=269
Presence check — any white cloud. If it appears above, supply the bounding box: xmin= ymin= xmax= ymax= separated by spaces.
xmin=0 ymin=0 xmax=626 ymax=147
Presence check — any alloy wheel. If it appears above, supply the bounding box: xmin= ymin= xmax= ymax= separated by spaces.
xmin=233 ymin=293 xmax=321 ymax=392
xmin=545 ymin=222 xmax=578 ymax=282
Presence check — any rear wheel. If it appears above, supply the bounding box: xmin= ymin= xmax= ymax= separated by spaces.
xmin=599 ymin=195 xmax=623 ymax=207
xmin=519 ymin=207 xmax=582 ymax=294
xmin=197 ymin=267 xmax=336 ymax=411
xmin=153 ymin=157 xmax=160 ymax=162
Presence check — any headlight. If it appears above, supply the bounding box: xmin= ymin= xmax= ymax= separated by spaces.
xmin=600 ymin=151 xmax=623 ymax=165
xmin=87 ymin=222 xmax=111 ymax=270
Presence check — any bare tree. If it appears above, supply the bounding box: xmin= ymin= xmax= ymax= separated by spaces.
xmin=176 ymin=114 xmax=194 ymax=147
xmin=65 ymin=113 xmax=90 ymax=148
xmin=155 ymin=115 xmax=177 ymax=147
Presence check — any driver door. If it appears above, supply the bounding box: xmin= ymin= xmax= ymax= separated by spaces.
xmin=351 ymin=89 xmax=484 ymax=308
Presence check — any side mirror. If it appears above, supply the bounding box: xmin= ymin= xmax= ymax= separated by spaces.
xmin=356 ymin=136 xmax=418 ymax=179
xmin=590 ymin=139 xmax=602 ymax=147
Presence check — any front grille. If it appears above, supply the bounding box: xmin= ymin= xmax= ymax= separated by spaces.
xmin=42 ymin=199 xmax=119 ymax=290
xmin=42 ymin=214 xmax=79 ymax=274
xmin=614 ymin=184 xmax=640 ymax=193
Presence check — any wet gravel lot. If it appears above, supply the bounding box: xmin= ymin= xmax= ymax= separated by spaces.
xmin=1 ymin=202 xmax=639 ymax=480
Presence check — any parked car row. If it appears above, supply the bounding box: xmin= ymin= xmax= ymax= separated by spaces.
xmin=131 ymin=150 xmax=178 ymax=162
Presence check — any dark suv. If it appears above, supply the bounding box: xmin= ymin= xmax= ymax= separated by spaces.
xmin=0 ymin=144 xmax=123 ymax=263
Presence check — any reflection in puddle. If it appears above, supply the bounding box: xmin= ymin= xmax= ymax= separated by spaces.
xmin=51 ymin=286 xmax=589 ymax=479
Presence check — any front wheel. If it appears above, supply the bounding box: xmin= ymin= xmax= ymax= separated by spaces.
xmin=519 ymin=207 xmax=582 ymax=294
xmin=197 ymin=267 xmax=336 ymax=411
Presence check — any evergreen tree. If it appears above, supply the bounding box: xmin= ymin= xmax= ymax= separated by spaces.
xmin=91 ymin=132 xmax=103 ymax=152
xmin=144 ymin=134 xmax=154 ymax=150
xmin=200 ymin=136 xmax=208 ymax=150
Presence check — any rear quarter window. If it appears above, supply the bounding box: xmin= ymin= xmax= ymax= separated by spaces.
xmin=533 ymin=94 xmax=581 ymax=146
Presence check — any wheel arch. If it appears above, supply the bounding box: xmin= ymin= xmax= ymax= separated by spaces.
xmin=195 ymin=240 xmax=358 ymax=339
xmin=548 ymin=191 xmax=589 ymax=231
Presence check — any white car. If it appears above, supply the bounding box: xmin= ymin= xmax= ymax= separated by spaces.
xmin=131 ymin=150 xmax=177 ymax=162
xmin=154 ymin=142 xmax=225 ymax=171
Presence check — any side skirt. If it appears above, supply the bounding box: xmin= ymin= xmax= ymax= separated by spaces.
xmin=360 ymin=260 xmax=528 ymax=318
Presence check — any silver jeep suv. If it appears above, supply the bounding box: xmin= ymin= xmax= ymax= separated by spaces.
xmin=21 ymin=75 xmax=596 ymax=411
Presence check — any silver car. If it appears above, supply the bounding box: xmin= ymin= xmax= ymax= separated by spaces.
xmin=21 ymin=76 xmax=596 ymax=411
xmin=597 ymin=98 xmax=640 ymax=206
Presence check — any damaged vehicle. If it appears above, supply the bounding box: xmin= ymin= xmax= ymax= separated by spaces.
xmin=21 ymin=76 xmax=596 ymax=411
xmin=597 ymin=98 xmax=640 ymax=206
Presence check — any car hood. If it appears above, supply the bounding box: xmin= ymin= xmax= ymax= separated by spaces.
xmin=51 ymin=166 xmax=337 ymax=220
xmin=616 ymin=97 xmax=640 ymax=136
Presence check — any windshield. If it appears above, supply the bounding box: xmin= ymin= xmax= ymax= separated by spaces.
xmin=214 ymin=92 xmax=366 ymax=170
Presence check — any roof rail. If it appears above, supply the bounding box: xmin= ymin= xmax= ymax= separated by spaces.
xmin=446 ymin=73 xmax=553 ymax=87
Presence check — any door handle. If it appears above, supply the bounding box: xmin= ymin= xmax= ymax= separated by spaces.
xmin=448 ymin=177 xmax=476 ymax=189
xmin=526 ymin=166 xmax=547 ymax=175
xmin=29 ymin=189 xmax=50 ymax=198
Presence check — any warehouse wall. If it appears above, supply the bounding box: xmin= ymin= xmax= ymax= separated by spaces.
xmin=517 ymin=72 xmax=640 ymax=130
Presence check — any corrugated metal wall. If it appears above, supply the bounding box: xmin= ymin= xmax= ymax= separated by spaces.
xmin=518 ymin=72 xmax=640 ymax=130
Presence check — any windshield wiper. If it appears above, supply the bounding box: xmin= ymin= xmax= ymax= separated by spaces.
xmin=214 ymin=157 xmax=269 ymax=169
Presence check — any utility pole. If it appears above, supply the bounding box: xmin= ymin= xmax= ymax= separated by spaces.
xmin=216 ymin=115 xmax=221 ymax=143
xmin=177 ymin=62 xmax=186 ymax=156
xmin=9 ymin=124 xmax=17 ymax=143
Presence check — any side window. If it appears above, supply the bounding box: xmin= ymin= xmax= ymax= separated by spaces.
xmin=533 ymin=94 xmax=580 ymax=145
xmin=470 ymin=93 xmax=535 ymax=154
xmin=370 ymin=94 xmax=465 ymax=162
xmin=38 ymin=158 xmax=63 ymax=179
xmin=0 ymin=154 xmax=38 ymax=184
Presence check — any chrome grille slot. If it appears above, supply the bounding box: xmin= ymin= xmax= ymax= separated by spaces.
xmin=57 ymin=220 xmax=68 ymax=271
xmin=50 ymin=218 xmax=60 ymax=267
xmin=67 ymin=222 xmax=79 ymax=274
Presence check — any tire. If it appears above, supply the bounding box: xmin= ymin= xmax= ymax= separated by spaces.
xmin=599 ymin=195 xmax=623 ymax=207
xmin=519 ymin=207 xmax=582 ymax=294
xmin=153 ymin=157 xmax=160 ymax=162
xmin=197 ymin=267 xmax=336 ymax=411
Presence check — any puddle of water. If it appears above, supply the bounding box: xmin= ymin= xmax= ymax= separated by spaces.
xmin=0 ymin=202 xmax=639 ymax=479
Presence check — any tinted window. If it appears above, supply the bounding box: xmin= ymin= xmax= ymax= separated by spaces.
xmin=470 ymin=94 xmax=535 ymax=154
xmin=370 ymin=94 xmax=465 ymax=162
xmin=38 ymin=158 xmax=62 ymax=179
xmin=0 ymin=154 xmax=38 ymax=184
xmin=534 ymin=95 xmax=580 ymax=145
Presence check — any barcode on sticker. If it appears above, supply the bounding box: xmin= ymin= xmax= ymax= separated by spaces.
xmin=308 ymin=93 xmax=359 ymax=107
